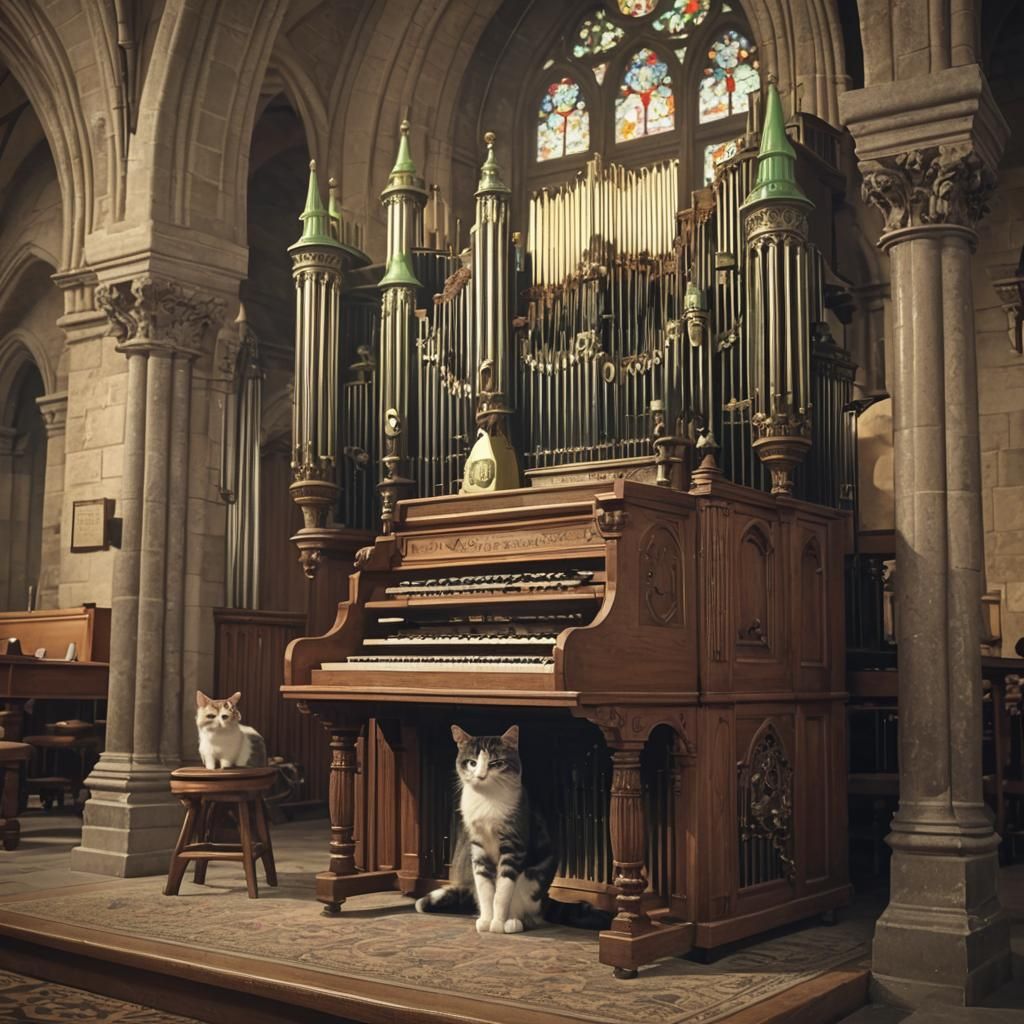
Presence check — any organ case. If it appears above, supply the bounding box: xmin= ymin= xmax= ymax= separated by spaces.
xmin=281 ymin=82 xmax=852 ymax=974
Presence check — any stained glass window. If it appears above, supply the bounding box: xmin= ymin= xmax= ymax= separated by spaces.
xmin=537 ymin=78 xmax=590 ymax=162
xmin=618 ymin=0 xmax=658 ymax=15
xmin=573 ymin=9 xmax=625 ymax=58
xmin=653 ymin=0 xmax=711 ymax=38
xmin=703 ymin=139 xmax=739 ymax=183
xmin=593 ymin=62 xmax=608 ymax=85
xmin=699 ymin=30 xmax=760 ymax=123
xmin=615 ymin=48 xmax=674 ymax=143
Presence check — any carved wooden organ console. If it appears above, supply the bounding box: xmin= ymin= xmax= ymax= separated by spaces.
xmin=282 ymin=84 xmax=853 ymax=974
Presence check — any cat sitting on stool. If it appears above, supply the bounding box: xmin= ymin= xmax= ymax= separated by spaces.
xmin=195 ymin=690 xmax=267 ymax=769
xmin=416 ymin=724 xmax=557 ymax=934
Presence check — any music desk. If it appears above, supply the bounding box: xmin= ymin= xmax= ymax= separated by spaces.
xmin=0 ymin=655 xmax=108 ymax=821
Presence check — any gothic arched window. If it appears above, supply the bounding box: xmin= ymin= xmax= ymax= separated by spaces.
xmin=525 ymin=1 xmax=761 ymax=192
xmin=615 ymin=47 xmax=674 ymax=142
xmin=537 ymin=77 xmax=591 ymax=162
xmin=699 ymin=29 xmax=760 ymax=122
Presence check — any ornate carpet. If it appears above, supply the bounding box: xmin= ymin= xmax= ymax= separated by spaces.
xmin=0 ymin=879 xmax=870 ymax=1024
xmin=0 ymin=969 xmax=201 ymax=1023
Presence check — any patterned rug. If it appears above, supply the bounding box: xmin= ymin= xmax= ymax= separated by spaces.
xmin=0 ymin=878 xmax=870 ymax=1024
xmin=0 ymin=969 xmax=202 ymax=1023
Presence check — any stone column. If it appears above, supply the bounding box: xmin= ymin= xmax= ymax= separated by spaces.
xmin=841 ymin=65 xmax=1011 ymax=1006
xmin=72 ymin=275 xmax=224 ymax=877
xmin=35 ymin=391 xmax=67 ymax=609
xmin=0 ymin=427 xmax=17 ymax=606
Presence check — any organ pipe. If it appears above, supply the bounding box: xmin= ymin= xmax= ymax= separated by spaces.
xmin=377 ymin=121 xmax=426 ymax=529
xmin=289 ymin=83 xmax=860 ymax=534
xmin=462 ymin=133 xmax=519 ymax=493
xmin=741 ymin=79 xmax=815 ymax=495
xmin=220 ymin=307 xmax=262 ymax=609
xmin=289 ymin=161 xmax=345 ymax=528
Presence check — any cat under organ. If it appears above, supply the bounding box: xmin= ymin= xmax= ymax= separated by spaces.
xmin=195 ymin=690 xmax=267 ymax=769
xmin=416 ymin=725 xmax=558 ymax=934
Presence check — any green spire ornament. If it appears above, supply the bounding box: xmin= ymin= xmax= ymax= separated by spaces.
xmin=291 ymin=160 xmax=342 ymax=249
xmin=476 ymin=131 xmax=510 ymax=196
xmin=742 ymin=78 xmax=812 ymax=210
xmin=381 ymin=119 xmax=427 ymax=201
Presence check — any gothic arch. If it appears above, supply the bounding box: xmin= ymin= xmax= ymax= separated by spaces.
xmin=129 ymin=0 xmax=288 ymax=263
xmin=0 ymin=4 xmax=92 ymax=269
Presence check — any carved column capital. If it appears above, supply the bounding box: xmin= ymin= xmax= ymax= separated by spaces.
xmin=35 ymin=391 xmax=68 ymax=437
xmin=95 ymin=275 xmax=227 ymax=358
xmin=987 ymin=264 xmax=1024 ymax=355
xmin=860 ymin=145 xmax=995 ymax=237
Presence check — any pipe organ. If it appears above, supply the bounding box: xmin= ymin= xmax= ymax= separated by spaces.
xmin=283 ymin=82 xmax=853 ymax=976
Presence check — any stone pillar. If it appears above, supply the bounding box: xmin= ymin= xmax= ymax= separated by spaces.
xmin=0 ymin=427 xmax=17 ymax=606
xmin=841 ymin=65 xmax=1011 ymax=1007
xmin=35 ymin=392 xmax=67 ymax=609
xmin=72 ymin=275 xmax=224 ymax=877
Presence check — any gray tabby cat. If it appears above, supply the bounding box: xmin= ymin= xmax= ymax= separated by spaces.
xmin=415 ymin=724 xmax=557 ymax=933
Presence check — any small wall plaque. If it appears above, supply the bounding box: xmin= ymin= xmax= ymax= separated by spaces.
xmin=71 ymin=498 xmax=115 ymax=552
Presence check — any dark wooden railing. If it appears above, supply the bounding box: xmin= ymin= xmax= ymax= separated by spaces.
xmin=213 ymin=609 xmax=327 ymax=804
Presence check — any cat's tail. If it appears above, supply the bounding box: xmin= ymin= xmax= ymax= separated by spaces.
xmin=543 ymin=898 xmax=613 ymax=930
xmin=414 ymin=885 xmax=476 ymax=915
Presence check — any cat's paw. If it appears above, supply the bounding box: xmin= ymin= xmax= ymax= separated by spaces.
xmin=503 ymin=918 xmax=524 ymax=934
xmin=476 ymin=916 xmax=492 ymax=934
xmin=488 ymin=918 xmax=509 ymax=934
xmin=414 ymin=897 xmax=430 ymax=914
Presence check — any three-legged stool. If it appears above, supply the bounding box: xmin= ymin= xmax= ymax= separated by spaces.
xmin=165 ymin=767 xmax=278 ymax=898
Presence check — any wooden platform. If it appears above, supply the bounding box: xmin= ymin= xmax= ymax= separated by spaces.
xmin=0 ymin=815 xmax=869 ymax=1024
xmin=0 ymin=913 xmax=868 ymax=1024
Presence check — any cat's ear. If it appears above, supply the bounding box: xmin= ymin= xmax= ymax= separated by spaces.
xmin=196 ymin=690 xmax=210 ymax=708
xmin=228 ymin=691 xmax=242 ymax=705
xmin=500 ymin=725 xmax=519 ymax=749
xmin=450 ymin=724 xmax=472 ymax=745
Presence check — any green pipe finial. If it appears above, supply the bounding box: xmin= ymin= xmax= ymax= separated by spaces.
xmin=382 ymin=119 xmax=427 ymax=199
xmin=379 ymin=249 xmax=422 ymax=290
xmin=292 ymin=159 xmax=342 ymax=249
xmin=742 ymin=77 xmax=812 ymax=210
xmin=476 ymin=131 xmax=510 ymax=196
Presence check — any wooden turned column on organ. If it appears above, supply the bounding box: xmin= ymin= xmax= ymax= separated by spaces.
xmin=312 ymin=710 xmax=399 ymax=914
xmin=587 ymin=707 xmax=695 ymax=978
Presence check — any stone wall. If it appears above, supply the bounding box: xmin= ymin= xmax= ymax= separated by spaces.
xmin=976 ymin=163 xmax=1024 ymax=656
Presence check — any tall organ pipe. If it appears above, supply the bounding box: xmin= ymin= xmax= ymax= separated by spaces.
xmin=377 ymin=120 xmax=426 ymax=528
xmin=741 ymin=80 xmax=814 ymax=496
xmin=288 ymin=161 xmax=344 ymax=529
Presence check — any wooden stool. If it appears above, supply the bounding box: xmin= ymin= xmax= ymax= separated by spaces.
xmin=165 ymin=767 xmax=278 ymax=898
xmin=22 ymin=728 xmax=93 ymax=810
xmin=0 ymin=741 xmax=32 ymax=850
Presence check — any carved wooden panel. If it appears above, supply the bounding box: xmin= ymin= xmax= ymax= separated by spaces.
xmin=639 ymin=523 xmax=684 ymax=627
xmin=699 ymin=502 xmax=730 ymax=664
xmin=737 ymin=719 xmax=794 ymax=887
xmin=735 ymin=521 xmax=773 ymax=657
xmin=801 ymin=711 xmax=829 ymax=884
xmin=799 ymin=532 xmax=826 ymax=668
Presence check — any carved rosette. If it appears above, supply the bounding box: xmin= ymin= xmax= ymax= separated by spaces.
xmin=860 ymin=144 xmax=995 ymax=237
xmin=95 ymin=276 xmax=226 ymax=358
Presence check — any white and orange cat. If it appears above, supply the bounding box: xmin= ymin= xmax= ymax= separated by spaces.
xmin=195 ymin=691 xmax=267 ymax=769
